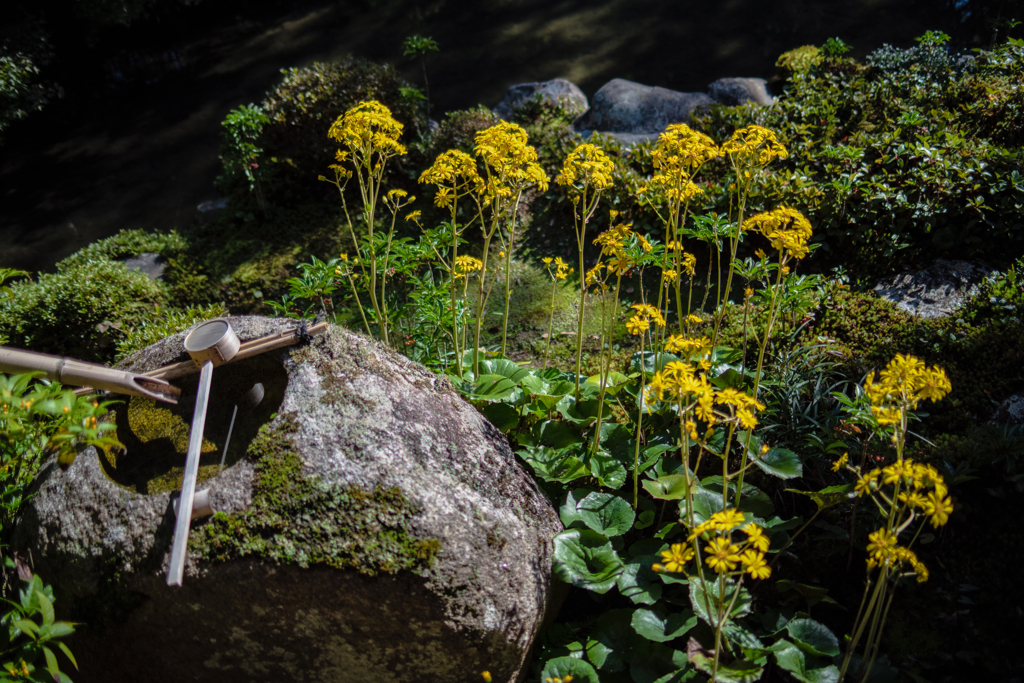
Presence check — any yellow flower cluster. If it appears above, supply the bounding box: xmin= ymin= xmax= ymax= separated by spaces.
xmin=675 ymin=509 xmax=772 ymax=579
xmin=452 ymin=255 xmax=484 ymax=279
xmin=555 ymin=143 xmax=614 ymax=195
xmin=854 ymin=458 xmax=953 ymax=527
xmin=474 ymin=121 xmax=549 ymax=201
xmin=865 ymin=529 xmax=929 ymax=581
xmin=419 ymin=149 xmax=484 ymax=209
xmin=626 ymin=303 xmax=666 ymax=336
xmin=542 ymin=256 xmax=573 ymax=280
xmin=664 ymin=334 xmax=712 ymax=363
xmin=593 ymin=223 xmax=638 ymax=275
xmin=720 ymin=125 xmax=788 ymax=168
xmin=742 ymin=206 xmax=813 ymax=260
xmin=864 ymin=354 xmax=952 ymax=425
xmin=654 ymin=123 xmax=721 ymax=170
xmin=328 ymin=100 xmax=407 ymax=159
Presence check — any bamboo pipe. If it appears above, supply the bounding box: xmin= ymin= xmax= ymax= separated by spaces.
xmin=70 ymin=320 xmax=328 ymax=397
xmin=0 ymin=347 xmax=180 ymax=404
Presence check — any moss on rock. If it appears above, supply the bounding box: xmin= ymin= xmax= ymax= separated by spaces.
xmin=190 ymin=414 xmax=440 ymax=575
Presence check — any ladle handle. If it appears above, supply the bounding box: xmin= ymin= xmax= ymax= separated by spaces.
xmin=167 ymin=359 xmax=213 ymax=587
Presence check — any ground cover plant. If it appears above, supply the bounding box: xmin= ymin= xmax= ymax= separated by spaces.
xmin=2 ymin=29 xmax=1023 ymax=682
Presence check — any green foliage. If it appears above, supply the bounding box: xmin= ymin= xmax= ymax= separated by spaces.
xmin=401 ymin=35 xmax=439 ymax=59
xmin=692 ymin=34 xmax=1024 ymax=276
xmin=775 ymin=46 xmax=821 ymax=80
xmin=0 ymin=373 xmax=119 ymax=535
xmin=218 ymin=104 xmax=269 ymax=212
xmin=0 ymin=260 xmax=166 ymax=362
xmin=260 ymin=58 xmax=425 ymax=202
xmin=0 ymin=48 xmax=53 ymax=138
xmin=0 ymin=575 xmax=77 ymax=683
xmin=55 ymin=229 xmax=187 ymax=270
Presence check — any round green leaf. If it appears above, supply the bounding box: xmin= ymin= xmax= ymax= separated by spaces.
xmin=786 ymin=618 xmax=841 ymax=657
xmin=642 ymin=474 xmax=691 ymax=501
xmin=754 ymin=447 xmax=803 ymax=480
xmin=553 ymin=529 xmax=624 ymax=594
xmin=481 ymin=402 xmax=518 ymax=433
xmin=617 ymin=555 xmax=663 ymax=605
xmin=590 ymin=450 xmax=628 ymax=490
xmin=541 ymin=656 xmax=600 ymax=683
xmin=577 ymin=492 xmax=636 ymax=537
xmin=560 ymin=488 xmax=593 ymax=528
xmin=631 ymin=605 xmax=697 ymax=642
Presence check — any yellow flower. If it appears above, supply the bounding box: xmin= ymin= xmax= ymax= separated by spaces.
xmin=686 ymin=314 xmax=702 ymax=325
xmin=739 ymin=549 xmax=771 ymax=579
xmin=653 ymin=543 xmax=695 ymax=573
xmin=921 ymin=491 xmax=953 ymax=527
xmin=405 ymin=210 xmax=422 ymax=222
xmin=453 ymin=255 xmax=483 ymax=279
xmin=831 ymin=452 xmax=849 ymax=472
xmin=855 ymin=469 xmax=881 ymax=497
xmin=626 ymin=316 xmax=650 ymax=336
xmin=542 ymin=257 xmax=553 ymax=265
xmin=866 ymin=528 xmax=898 ymax=563
xmin=709 ymin=508 xmax=746 ymax=531
xmin=705 ymin=537 xmax=742 ymax=574
xmin=662 ymin=268 xmax=678 ymax=281
xmin=742 ymin=523 xmax=770 ymax=552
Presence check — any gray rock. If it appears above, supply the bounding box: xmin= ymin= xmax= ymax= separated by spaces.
xmin=493 ymin=78 xmax=588 ymax=120
xmin=15 ymin=316 xmax=562 ymax=683
xmin=573 ymin=78 xmax=714 ymax=136
xmin=707 ymin=77 xmax=774 ymax=106
xmin=991 ymin=394 xmax=1024 ymax=425
xmin=120 ymin=252 xmax=165 ymax=280
xmin=874 ymin=259 xmax=995 ymax=318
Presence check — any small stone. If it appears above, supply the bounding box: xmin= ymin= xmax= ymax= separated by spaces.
xmin=874 ymin=259 xmax=996 ymax=319
xmin=707 ymin=77 xmax=774 ymax=106
xmin=493 ymin=78 xmax=588 ymax=120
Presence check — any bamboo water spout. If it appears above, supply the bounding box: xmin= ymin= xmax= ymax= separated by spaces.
xmin=0 ymin=346 xmax=181 ymax=403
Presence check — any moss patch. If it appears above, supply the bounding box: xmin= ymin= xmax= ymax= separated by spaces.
xmin=190 ymin=415 xmax=440 ymax=576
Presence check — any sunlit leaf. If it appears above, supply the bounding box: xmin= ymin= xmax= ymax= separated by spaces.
xmin=552 ymin=529 xmax=624 ymax=593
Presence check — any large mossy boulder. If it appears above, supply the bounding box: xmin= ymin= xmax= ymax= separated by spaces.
xmin=15 ymin=316 xmax=562 ymax=683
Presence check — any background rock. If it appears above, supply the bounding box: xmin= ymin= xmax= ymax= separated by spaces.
xmin=874 ymin=259 xmax=995 ymax=318
xmin=15 ymin=316 xmax=562 ymax=683
xmin=707 ymin=77 xmax=774 ymax=106
xmin=991 ymin=394 xmax=1024 ymax=426
xmin=493 ymin=78 xmax=588 ymax=120
xmin=573 ymin=78 xmax=713 ymax=135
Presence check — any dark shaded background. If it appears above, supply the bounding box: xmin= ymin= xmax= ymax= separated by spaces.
xmin=0 ymin=0 xmax=1006 ymax=272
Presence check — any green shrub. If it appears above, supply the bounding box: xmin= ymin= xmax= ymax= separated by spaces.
xmin=692 ymin=35 xmax=1024 ymax=278
xmin=775 ymin=45 xmax=821 ymax=80
xmin=56 ymin=228 xmax=187 ymax=269
xmin=422 ymin=105 xmax=500 ymax=159
xmin=260 ymin=57 xmax=426 ymax=202
xmin=0 ymin=260 xmax=167 ymax=362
